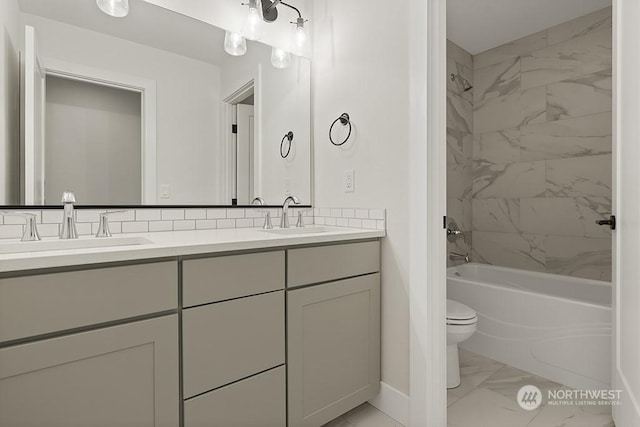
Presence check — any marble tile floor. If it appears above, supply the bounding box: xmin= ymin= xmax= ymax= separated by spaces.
xmin=448 ymin=349 xmax=615 ymax=427
xmin=323 ymin=403 xmax=403 ymax=427
xmin=323 ymin=349 xmax=614 ymax=427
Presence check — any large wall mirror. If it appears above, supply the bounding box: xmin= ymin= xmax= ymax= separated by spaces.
xmin=8 ymin=0 xmax=311 ymax=207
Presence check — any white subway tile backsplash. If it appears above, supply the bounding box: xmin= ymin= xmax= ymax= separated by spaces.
xmin=245 ymin=209 xmax=264 ymax=218
xmin=370 ymin=209 xmax=385 ymax=220
xmin=184 ymin=209 xmax=206 ymax=220
xmin=76 ymin=223 xmax=93 ymax=236
xmin=122 ymin=221 xmax=149 ymax=234
xmin=149 ymin=221 xmax=173 ymax=232
xmin=76 ymin=210 xmax=101 ymax=223
xmin=136 ymin=209 xmax=162 ymax=221
xmin=217 ymin=219 xmax=236 ymax=229
xmin=236 ymin=218 xmax=255 ymax=228
xmin=196 ymin=219 xmax=217 ymax=230
xmin=38 ymin=223 xmax=60 ymax=237
xmin=0 ymin=207 xmax=386 ymax=240
xmin=342 ymin=209 xmax=355 ymax=218
xmin=337 ymin=218 xmax=349 ymax=227
xmin=0 ymin=225 xmax=23 ymax=239
xmin=173 ymin=220 xmax=196 ymax=231
xmin=355 ymin=209 xmax=369 ymax=219
xmin=206 ymin=209 xmax=227 ymax=219
xmin=348 ymin=218 xmax=362 ymax=228
xmin=42 ymin=210 xmax=61 ymax=224
xmin=226 ymin=209 xmax=245 ymax=219
xmin=161 ymin=209 xmax=184 ymax=221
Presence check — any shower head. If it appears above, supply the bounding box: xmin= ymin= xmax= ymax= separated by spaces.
xmin=450 ymin=73 xmax=473 ymax=92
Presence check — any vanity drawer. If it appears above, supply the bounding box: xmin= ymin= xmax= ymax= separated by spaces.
xmin=182 ymin=251 xmax=285 ymax=307
xmin=184 ymin=366 xmax=285 ymax=427
xmin=0 ymin=261 xmax=178 ymax=343
xmin=287 ymin=241 xmax=380 ymax=288
xmin=182 ymin=291 xmax=285 ymax=398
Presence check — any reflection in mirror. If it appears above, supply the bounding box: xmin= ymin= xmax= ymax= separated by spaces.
xmin=5 ymin=0 xmax=311 ymax=206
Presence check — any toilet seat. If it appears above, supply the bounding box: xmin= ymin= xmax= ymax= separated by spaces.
xmin=446 ymin=299 xmax=477 ymax=325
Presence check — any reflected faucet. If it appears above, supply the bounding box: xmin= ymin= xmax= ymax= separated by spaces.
xmin=252 ymin=197 xmax=273 ymax=230
xmin=281 ymin=195 xmax=301 ymax=228
xmin=60 ymin=191 xmax=78 ymax=239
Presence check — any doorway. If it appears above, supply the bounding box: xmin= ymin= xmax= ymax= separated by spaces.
xmin=45 ymin=75 xmax=142 ymax=205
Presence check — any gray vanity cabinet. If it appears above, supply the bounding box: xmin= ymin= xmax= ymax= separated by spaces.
xmin=182 ymin=251 xmax=286 ymax=427
xmin=287 ymin=241 xmax=381 ymax=427
xmin=0 ymin=262 xmax=180 ymax=427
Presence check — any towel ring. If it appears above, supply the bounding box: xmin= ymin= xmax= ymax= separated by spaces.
xmin=280 ymin=131 xmax=294 ymax=158
xmin=329 ymin=113 xmax=352 ymax=146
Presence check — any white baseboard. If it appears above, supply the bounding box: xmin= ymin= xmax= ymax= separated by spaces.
xmin=369 ymin=382 xmax=409 ymax=426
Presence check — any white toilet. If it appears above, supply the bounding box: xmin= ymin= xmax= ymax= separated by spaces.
xmin=446 ymin=299 xmax=478 ymax=389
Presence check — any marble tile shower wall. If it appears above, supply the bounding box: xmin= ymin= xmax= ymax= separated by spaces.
xmin=447 ymin=41 xmax=474 ymax=267
xmin=470 ymin=7 xmax=613 ymax=281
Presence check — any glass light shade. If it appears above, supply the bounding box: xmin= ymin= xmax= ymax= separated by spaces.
xmin=242 ymin=0 xmax=263 ymax=41
xmin=271 ymin=47 xmax=291 ymax=69
xmin=96 ymin=0 xmax=129 ymax=17
xmin=291 ymin=21 xmax=309 ymax=56
xmin=224 ymin=31 xmax=247 ymax=56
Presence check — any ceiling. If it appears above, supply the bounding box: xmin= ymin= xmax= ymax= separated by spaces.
xmin=447 ymin=0 xmax=612 ymax=55
xmin=18 ymin=0 xmax=227 ymax=65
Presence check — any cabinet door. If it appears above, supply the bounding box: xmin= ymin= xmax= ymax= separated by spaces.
xmin=0 ymin=315 xmax=179 ymax=427
xmin=287 ymin=274 xmax=380 ymax=427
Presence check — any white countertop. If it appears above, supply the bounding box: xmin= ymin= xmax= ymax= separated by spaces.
xmin=0 ymin=226 xmax=385 ymax=273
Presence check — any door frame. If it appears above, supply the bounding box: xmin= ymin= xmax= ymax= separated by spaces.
xmin=223 ymin=80 xmax=257 ymax=204
xmin=612 ymin=0 xmax=640 ymax=424
xmin=42 ymin=58 xmax=157 ymax=204
xmin=409 ymin=0 xmax=448 ymax=426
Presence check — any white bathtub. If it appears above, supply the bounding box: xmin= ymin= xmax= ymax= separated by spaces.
xmin=447 ymin=263 xmax=612 ymax=390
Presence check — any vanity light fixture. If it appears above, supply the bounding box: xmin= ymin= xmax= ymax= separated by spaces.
xmin=96 ymin=0 xmax=129 ymax=18
xmin=242 ymin=0 xmax=264 ymax=41
xmin=262 ymin=1 xmax=309 ymax=56
xmin=224 ymin=31 xmax=248 ymax=56
xmin=271 ymin=47 xmax=292 ymax=69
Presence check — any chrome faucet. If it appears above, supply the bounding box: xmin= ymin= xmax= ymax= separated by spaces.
xmin=281 ymin=195 xmax=301 ymax=228
xmin=252 ymin=197 xmax=273 ymax=229
xmin=60 ymin=191 xmax=78 ymax=239
xmin=0 ymin=211 xmax=41 ymax=241
xmin=449 ymin=252 xmax=470 ymax=263
xmin=96 ymin=210 xmax=127 ymax=238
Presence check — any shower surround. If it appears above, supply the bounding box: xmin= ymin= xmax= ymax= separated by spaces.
xmin=447 ymin=7 xmax=613 ymax=281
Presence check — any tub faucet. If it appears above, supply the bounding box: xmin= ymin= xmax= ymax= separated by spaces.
xmin=450 ymin=252 xmax=469 ymax=263
xmin=281 ymin=195 xmax=300 ymax=228
xmin=60 ymin=191 xmax=78 ymax=239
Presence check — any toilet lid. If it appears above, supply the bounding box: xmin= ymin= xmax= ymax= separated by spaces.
xmin=447 ymin=299 xmax=476 ymax=321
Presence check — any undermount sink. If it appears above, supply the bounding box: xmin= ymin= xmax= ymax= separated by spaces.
xmin=262 ymin=226 xmax=332 ymax=235
xmin=0 ymin=236 xmax=153 ymax=255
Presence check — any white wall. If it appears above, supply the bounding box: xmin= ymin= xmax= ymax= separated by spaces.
xmin=220 ymin=41 xmax=311 ymax=205
xmin=144 ymin=0 xmax=312 ymax=57
xmin=0 ymin=0 xmax=21 ymax=204
xmin=21 ymin=13 xmax=223 ymax=205
xmin=312 ymin=0 xmax=411 ymax=394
